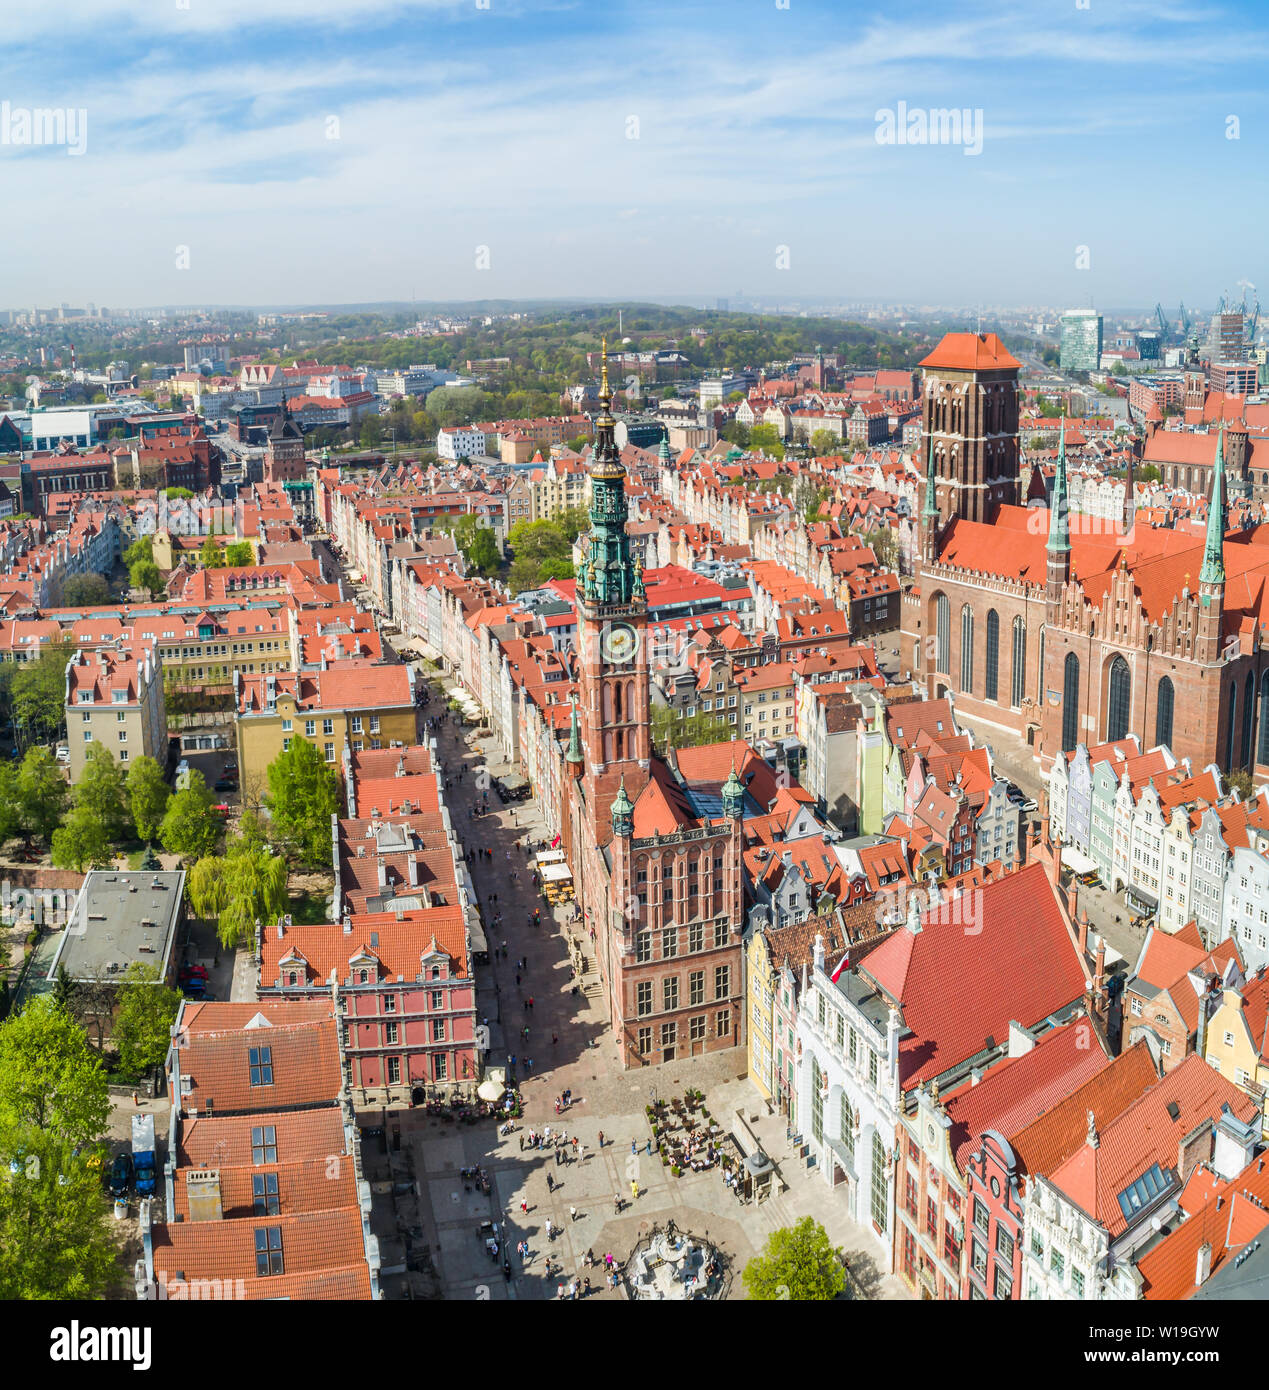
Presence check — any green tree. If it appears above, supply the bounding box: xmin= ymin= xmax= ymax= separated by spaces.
xmin=1228 ymin=768 xmax=1255 ymax=800
xmin=266 ymin=738 xmax=341 ymax=868
xmin=187 ymin=854 xmax=230 ymax=923
xmin=810 ymin=429 xmax=840 ymax=456
xmin=12 ymin=642 xmax=73 ymax=741
xmin=224 ymin=540 xmax=254 ymax=567
xmin=123 ymin=536 xmax=153 ymax=569
xmin=464 ymin=525 xmax=500 ymax=576
xmin=0 ymin=997 xmax=109 ymax=1148
xmin=127 ymin=755 xmax=171 ymax=842
xmin=198 ymin=534 xmax=224 ymax=569
xmin=111 ymin=963 xmax=182 ymax=1077
xmin=51 ymin=807 xmax=114 ymax=872
xmin=747 ymin=423 xmax=785 ymax=459
xmin=17 ymin=746 xmax=69 ymax=843
xmin=74 ymin=741 xmax=130 ymax=842
xmin=60 ymin=573 xmax=111 ymax=607
xmin=742 ymin=1217 xmax=846 ymax=1301
xmin=217 ymin=841 xmax=289 ymax=949
xmin=360 ymin=415 xmax=385 ymax=449
xmin=860 ymin=526 xmax=899 ymax=572
xmin=129 ymin=559 xmax=165 ymax=597
xmin=163 ymin=486 xmax=193 ymax=500
xmin=0 ymin=762 xmax=22 ymax=846
xmin=1138 ymin=464 xmax=1161 ymax=484
xmin=0 ymin=1122 xmax=122 ymax=1300
xmin=159 ymin=770 xmax=222 ymax=861
xmin=507 ymin=518 xmax=575 ymax=591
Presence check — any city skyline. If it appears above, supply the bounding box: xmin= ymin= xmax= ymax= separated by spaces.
xmin=4 ymin=0 xmax=1268 ymax=306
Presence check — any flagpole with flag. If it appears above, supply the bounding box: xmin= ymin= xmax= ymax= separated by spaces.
xmin=830 ymin=952 xmax=850 ymax=983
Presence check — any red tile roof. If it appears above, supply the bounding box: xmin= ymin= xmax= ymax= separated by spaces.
xmin=861 ymin=862 xmax=1089 ymax=1090
xmin=920 ymin=332 xmax=1021 ymax=373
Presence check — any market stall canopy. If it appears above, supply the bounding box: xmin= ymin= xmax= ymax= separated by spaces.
xmin=477 ymin=1079 xmax=504 ymax=1102
xmin=1060 ymin=846 xmax=1098 ymax=876
xmin=539 ymin=862 xmax=573 ymax=883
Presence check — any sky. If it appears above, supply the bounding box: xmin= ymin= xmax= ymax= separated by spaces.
xmin=2 ymin=0 xmax=1267 ymax=312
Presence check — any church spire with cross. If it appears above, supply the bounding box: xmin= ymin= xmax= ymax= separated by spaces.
xmin=582 ymin=335 xmax=638 ymax=608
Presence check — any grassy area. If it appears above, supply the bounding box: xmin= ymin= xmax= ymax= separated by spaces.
xmin=288 ymin=888 xmax=332 ymax=925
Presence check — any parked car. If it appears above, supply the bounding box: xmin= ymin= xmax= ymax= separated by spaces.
xmin=54 ymin=746 xmax=70 ymax=763
xmin=211 ymin=803 xmax=232 ymax=818
xmin=107 ymin=1151 xmax=134 ymax=1198
xmin=178 ymin=963 xmax=208 ymax=985
xmin=214 ymin=776 xmax=238 ymax=792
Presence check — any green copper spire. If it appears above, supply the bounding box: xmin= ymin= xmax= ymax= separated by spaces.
xmin=1046 ymin=416 xmax=1071 ymax=555
xmin=922 ymin=432 xmax=938 ymax=520
xmin=721 ymin=762 xmax=745 ymax=821
xmin=611 ymin=775 xmax=635 ymax=838
xmin=1200 ymin=424 xmax=1227 ymax=586
xmin=565 ymin=694 xmax=583 ymax=769
xmin=582 ymin=336 xmax=638 ymax=607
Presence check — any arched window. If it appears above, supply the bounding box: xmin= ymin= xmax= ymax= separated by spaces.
xmin=839 ymin=1094 xmax=854 ymax=1164
xmin=1241 ymin=671 xmax=1255 ymax=769
xmin=613 ymin=682 xmax=623 ymax=721
xmin=1010 ymin=616 xmax=1026 ymax=709
xmin=811 ymin=1059 xmax=823 ymax=1145
xmin=1062 ymin=652 xmax=1080 ymax=752
xmin=870 ymin=1132 xmax=888 ymax=1232
xmin=960 ymin=605 xmax=974 ymax=694
xmin=1155 ymin=677 xmax=1174 ymax=750
xmin=984 ymin=610 xmax=999 ymax=702
xmin=1107 ymin=656 xmax=1131 ymax=742
xmin=935 ymin=595 xmax=950 ymax=673
xmin=1258 ymin=670 xmax=1269 ymax=765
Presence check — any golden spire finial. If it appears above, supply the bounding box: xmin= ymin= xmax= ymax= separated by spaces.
xmin=600 ymin=336 xmax=610 ymax=401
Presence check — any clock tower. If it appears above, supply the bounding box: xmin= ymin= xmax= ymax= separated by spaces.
xmin=577 ymin=338 xmax=651 ymax=827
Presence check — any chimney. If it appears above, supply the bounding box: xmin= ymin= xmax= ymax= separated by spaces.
xmin=407 ymin=853 xmax=419 ymax=886
xmin=1050 ymin=830 xmax=1062 ymax=891
xmin=342 ymin=912 xmax=352 ymax=936
xmin=276 ymin=921 xmax=283 ymax=940
xmin=1066 ymin=881 xmax=1079 ymax=924
xmin=1094 ymin=935 xmax=1106 ymax=994
xmin=1195 ymin=1242 xmax=1213 ymax=1287
xmin=1078 ymin=908 xmax=1089 ymax=959
xmin=812 ymin=933 xmax=825 ymax=973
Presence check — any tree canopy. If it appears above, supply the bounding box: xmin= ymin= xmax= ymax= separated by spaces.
xmin=112 ymin=963 xmax=182 ymax=1077
xmin=16 ymin=746 xmax=70 ymax=843
xmin=742 ymin=1217 xmax=847 ymax=1301
xmin=159 ymin=769 xmax=223 ymax=861
xmin=224 ymin=540 xmax=254 ymax=567
xmin=127 ymin=754 xmax=171 ymax=842
xmin=61 ymin=573 xmax=111 ymax=607
xmin=0 ymin=996 xmax=110 ymax=1149
xmin=12 ymin=642 xmax=74 ymax=741
xmin=265 ymin=738 xmax=341 ymax=868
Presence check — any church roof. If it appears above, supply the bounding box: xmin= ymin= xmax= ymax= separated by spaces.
xmin=919 ymin=332 xmax=1021 ymax=373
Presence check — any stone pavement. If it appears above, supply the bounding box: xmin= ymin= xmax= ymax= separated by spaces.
xmin=405 ymin=684 xmax=910 ymax=1300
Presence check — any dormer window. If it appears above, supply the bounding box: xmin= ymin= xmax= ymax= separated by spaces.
xmin=359 ymin=969 xmax=369 ymax=984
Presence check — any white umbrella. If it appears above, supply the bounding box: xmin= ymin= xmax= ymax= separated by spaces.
xmin=477 ymin=1079 xmax=504 ymax=1102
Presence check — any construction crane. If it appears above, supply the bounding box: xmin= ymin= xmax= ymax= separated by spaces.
xmin=1179 ymin=302 xmax=1192 ymax=337
xmin=1249 ymin=299 xmax=1260 ymax=342
xmin=1155 ymin=303 xmax=1171 ymax=339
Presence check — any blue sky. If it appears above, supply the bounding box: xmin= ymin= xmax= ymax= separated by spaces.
xmin=2 ymin=0 xmax=1267 ymax=311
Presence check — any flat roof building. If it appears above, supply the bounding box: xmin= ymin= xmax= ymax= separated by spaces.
xmin=48 ymin=867 xmax=186 ymax=984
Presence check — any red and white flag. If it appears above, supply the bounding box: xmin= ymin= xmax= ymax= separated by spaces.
xmin=551 ymin=834 xmax=562 ymax=849
xmin=830 ymin=953 xmax=850 ymax=983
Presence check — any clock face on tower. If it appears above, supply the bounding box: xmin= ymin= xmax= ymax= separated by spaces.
xmin=601 ymin=622 xmax=637 ymax=665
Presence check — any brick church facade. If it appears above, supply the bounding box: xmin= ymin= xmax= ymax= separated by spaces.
xmin=902 ymin=333 xmax=1269 ymax=777
xmin=564 ymin=344 xmax=748 ymax=1069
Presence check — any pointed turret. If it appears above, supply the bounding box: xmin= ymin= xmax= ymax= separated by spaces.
xmin=1046 ymin=421 xmax=1071 ymax=556
xmin=1200 ymin=424 xmax=1227 ymax=587
xmin=611 ymin=775 xmax=635 ymax=838
xmin=565 ymin=695 xmax=584 ymax=779
xmin=721 ymin=762 xmax=745 ymax=821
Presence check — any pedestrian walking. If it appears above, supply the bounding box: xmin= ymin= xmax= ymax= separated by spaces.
xmin=583 ymin=1277 xmax=590 ymax=1297
xmin=555 ymin=1147 xmax=561 ymax=1167
xmin=569 ymin=1280 xmax=577 ymax=1300
xmin=557 ymin=1284 xmax=565 ymax=1300
xmin=528 ymin=996 xmax=534 ymax=1010
xmin=631 ymin=1140 xmax=636 ymax=1155
xmin=630 ymin=1178 xmax=638 ymax=1201
xmin=597 ymin=1130 xmax=604 ymax=1149
xmin=132 ymin=1092 xmax=140 ymax=1107
xmin=569 ymin=1205 xmax=577 ymax=1223
xmin=515 ymin=973 xmax=521 ymax=988
xmin=555 ymin=1099 xmax=561 ymax=1115
xmin=546 ymin=1218 xmax=555 ymax=1242
xmin=526 ymin=1058 xmax=533 ymax=1073
xmin=546 ymin=1172 xmax=554 ymax=1193
xmin=579 ymin=1142 xmax=586 ymax=1161
xmin=520 ymin=1199 xmax=528 ymax=1214
xmin=646 ymin=1137 xmax=653 ymax=1155
xmin=572 ymin=1136 xmax=578 ymax=1154
xmin=519 ymin=1134 xmax=524 ymax=1151
xmin=552 ymin=1032 xmax=558 ymax=1046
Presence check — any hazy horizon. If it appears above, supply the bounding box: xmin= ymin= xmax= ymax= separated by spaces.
xmin=4 ymin=0 xmax=1267 ymax=309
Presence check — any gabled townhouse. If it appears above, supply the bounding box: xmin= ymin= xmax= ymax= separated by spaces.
xmin=1203 ymin=967 xmax=1269 ymax=1137
xmin=1123 ymin=923 xmax=1244 ymax=1073
xmin=1021 ymin=1054 xmax=1260 ymax=1300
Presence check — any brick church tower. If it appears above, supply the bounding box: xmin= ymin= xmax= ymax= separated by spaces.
xmin=919 ymin=333 xmax=1021 ymax=527
xmin=264 ymin=403 xmax=306 ymax=484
